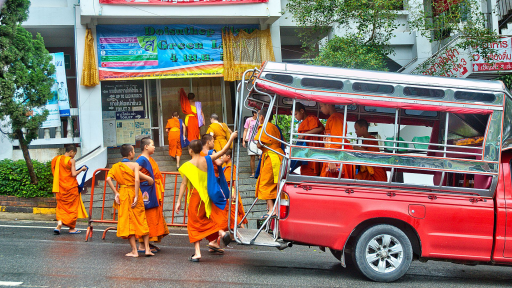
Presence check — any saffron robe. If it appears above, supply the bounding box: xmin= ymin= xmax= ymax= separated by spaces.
xmin=224 ymin=163 xmax=248 ymax=229
xmin=108 ymin=163 xmax=149 ymax=239
xmin=209 ymin=158 xmax=229 ymax=231
xmin=298 ymin=115 xmax=324 ymax=176
xmin=137 ymin=155 xmax=169 ymax=242
xmin=320 ymin=113 xmax=355 ymax=179
xmin=165 ymin=118 xmax=182 ymax=157
xmin=206 ymin=122 xmax=231 ymax=152
xmin=179 ymin=162 xmax=219 ymax=243
xmin=255 ymin=122 xmax=284 ymax=200
xmin=355 ymin=136 xmax=388 ymax=182
xmin=51 ymin=156 xmax=88 ymax=229
xmin=179 ymin=88 xmax=200 ymax=141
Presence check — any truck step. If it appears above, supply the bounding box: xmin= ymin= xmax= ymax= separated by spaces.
xmin=236 ymin=228 xmax=281 ymax=248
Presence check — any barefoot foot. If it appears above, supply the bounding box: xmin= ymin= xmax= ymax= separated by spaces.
xmin=145 ymin=250 xmax=155 ymax=257
xmin=125 ymin=252 xmax=139 ymax=257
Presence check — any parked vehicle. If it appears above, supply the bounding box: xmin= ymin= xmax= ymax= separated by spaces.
xmin=228 ymin=61 xmax=512 ymax=282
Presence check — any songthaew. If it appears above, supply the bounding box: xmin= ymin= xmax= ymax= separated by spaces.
xmin=226 ymin=61 xmax=512 ymax=282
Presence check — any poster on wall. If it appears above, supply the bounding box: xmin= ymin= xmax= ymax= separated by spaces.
xmin=116 ymin=120 xmax=135 ymax=145
xmin=99 ymin=0 xmax=268 ymax=5
xmin=103 ymin=119 xmax=117 ymax=147
xmin=39 ymin=52 xmax=71 ymax=128
xmin=134 ymin=119 xmax=151 ymax=140
xmin=96 ymin=24 xmax=257 ymax=80
xmin=101 ymin=80 xmax=145 ymax=119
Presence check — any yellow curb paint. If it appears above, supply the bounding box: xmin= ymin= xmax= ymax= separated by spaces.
xmin=32 ymin=208 xmax=56 ymax=214
xmin=0 ymin=206 xmax=5 ymax=212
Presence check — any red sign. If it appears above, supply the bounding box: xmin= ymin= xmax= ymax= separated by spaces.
xmin=433 ymin=0 xmax=462 ymax=16
xmin=99 ymin=0 xmax=268 ymax=4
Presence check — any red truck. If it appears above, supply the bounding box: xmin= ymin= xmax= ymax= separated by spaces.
xmin=231 ymin=62 xmax=512 ymax=282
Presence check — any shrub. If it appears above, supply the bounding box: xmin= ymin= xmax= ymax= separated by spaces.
xmin=0 ymin=159 xmax=53 ymax=198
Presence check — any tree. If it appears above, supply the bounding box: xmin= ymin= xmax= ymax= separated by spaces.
xmin=0 ymin=0 xmax=55 ymax=184
xmin=286 ymin=0 xmax=404 ymax=70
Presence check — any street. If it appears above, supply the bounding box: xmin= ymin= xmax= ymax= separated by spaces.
xmin=0 ymin=220 xmax=511 ymax=287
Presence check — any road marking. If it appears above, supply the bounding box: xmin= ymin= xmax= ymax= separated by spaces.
xmin=0 ymin=224 xmax=188 ymax=236
xmin=0 ymin=281 xmax=23 ymax=286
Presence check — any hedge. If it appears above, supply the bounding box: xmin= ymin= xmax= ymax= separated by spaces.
xmin=0 ymin=159 xmax=53 ymax=198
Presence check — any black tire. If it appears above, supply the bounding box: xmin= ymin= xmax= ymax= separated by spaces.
xmin=353 ymin=224 xmax=413 ymax=282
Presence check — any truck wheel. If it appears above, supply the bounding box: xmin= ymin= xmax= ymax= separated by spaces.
xmin=353 ymin=224 xmax=413 ymax=282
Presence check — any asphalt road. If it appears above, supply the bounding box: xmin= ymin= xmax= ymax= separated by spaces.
xmin=0 ymin=220 xmax=512 ymax=287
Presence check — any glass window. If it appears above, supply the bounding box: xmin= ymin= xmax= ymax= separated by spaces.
xmin=364 ymin=106 xmax=396 ymax=114
xmin=353 ymin=82 xmax=394 ymax=94
xmin=264 ymin=73 xmax=294 ymax=85
xmin=335 ymin=104 xmax=357 ymax=111
xmin=403 ymin=87 xmax=445 ymax=98
xmin=405 ymin=110 xmax=438 ymax=117
xmin=454 ymin=91 xmax=496 ymax=102
xmin=301 ymin=78 xmax=343 ymax=90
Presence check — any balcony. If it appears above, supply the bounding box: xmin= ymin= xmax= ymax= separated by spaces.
xmin=498 ymin=0 xmax=512 ymax=30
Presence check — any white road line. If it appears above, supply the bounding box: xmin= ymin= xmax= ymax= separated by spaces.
xmin=0 ymin=281 xmax=23 ymax=286
xmin=0 ymin=224 xmax=188 ymax=236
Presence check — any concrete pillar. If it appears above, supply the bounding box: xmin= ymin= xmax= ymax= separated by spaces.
xmin=75 ymin=8 xmax=103 ymax=154
xmin=270 ymin=19 xmax=282 ymax=62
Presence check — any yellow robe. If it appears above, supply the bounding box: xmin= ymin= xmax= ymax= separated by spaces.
xmin=206 ymin=122 xmax=230 ymax=152
xmin=254 ymin=122 xmax=284 ymax=200
xmin=108 ymin=163 xmax=149 ymax=239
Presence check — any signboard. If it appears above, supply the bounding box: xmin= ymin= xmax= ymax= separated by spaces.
xmin=99 ymin=0 xmax=268 ymax=5
xmin=414 ymin=47 xmax=472 ymax=78
xmin=135 ymin=119 xmax=151 ymax=140
xmin=96 ymin=24 xmax=257 ymax=80
xmin=103 ymin=119 xmax=117 ymax=147
xmin=39 ymin=52 xmax=71 ymax=128
xmin=101 ymin=80 xmax=145 ymax=119
xmin=471 ymin=37 xmax=512 ymax=72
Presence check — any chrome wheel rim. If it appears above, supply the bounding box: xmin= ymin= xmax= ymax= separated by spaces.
xmin=365 ymin=234 xmax=403 ymax=273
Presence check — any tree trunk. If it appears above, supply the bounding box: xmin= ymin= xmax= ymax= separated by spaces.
xmin=16 ymin=129 xmax=38 ymax=185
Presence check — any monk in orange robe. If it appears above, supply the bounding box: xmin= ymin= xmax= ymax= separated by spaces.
xmin=165 ymin=112 xmax=186 ymax=168
xmin=106 ymin=144 xmax=153 ymax=257
xmin=294 ymin=102 xmax=325 ymax=176
xmin=222 ymin=149 xmax=248 ymax=229
xmin=319 ymin=103 xmax=355 ymax=179
xmin=179 ymin=88 xmax=203 ymax=141
xmin=353 ymin=119 xmax=387 ymax=182
xmin=136 ymin=138 xmax=169 ymax=253
xmin=51 ymin=145 xmax=88 ymax=235
xmin=206 ymin=113 xmax=232 ymax=152
xmin=175 ymin=132 xmax=238 ymax=262
xmin=255 ymin=109 xmax=284 ymax=218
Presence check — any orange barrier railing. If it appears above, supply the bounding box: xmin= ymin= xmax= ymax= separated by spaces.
xmin=84 ymin=168 xmax=187 ymax=242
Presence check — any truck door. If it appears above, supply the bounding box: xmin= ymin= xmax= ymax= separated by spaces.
xmin=502 ymin=156 xmax=512 ymax=258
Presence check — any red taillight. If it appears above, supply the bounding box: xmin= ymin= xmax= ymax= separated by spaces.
xmin=280 ymin=192 xmax=289 ymax=219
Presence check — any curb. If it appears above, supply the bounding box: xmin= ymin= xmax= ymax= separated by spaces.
xmin=0 ymin=206 xmax=56 ymax=214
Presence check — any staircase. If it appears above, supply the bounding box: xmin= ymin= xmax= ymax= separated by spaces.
xmin=83 ymin=146 xmax=266 ymax=229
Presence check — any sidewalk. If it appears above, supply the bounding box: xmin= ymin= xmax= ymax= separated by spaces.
xmin=0 ymin=211 xmax=57 ymax=221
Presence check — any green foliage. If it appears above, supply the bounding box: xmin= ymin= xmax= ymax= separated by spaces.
xmin=0 ymin=159 xmax=53 ymax=198
xmin=497 ymin=74 xmax=512 ymax=90
xmin=286 ymin=0 xmax=403 ymax=69
xmin=273 ymin=115 xmax=297 ymax=143
xmin=310 ymin=35 xmax=389 ymax=71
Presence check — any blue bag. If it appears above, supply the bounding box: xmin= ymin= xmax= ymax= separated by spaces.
xmin=76 ymin=165 xmax=89 ymax=193
xmin=205 ymin=155 xmax=229 ymax=210
xmin=135 ymin=156 xmax=159 ymax=209
xmin=179 ymin=119 xmax=190 ymax=148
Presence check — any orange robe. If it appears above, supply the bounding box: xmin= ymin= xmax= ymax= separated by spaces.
xmin=255 ymin=122 xmax=284 ymax=200
xmin=51 ymin=156 xmax=87 ymax=229
xmin=179 ymin=161 xmax=219 ymax=243
xmin=165 ymin=118 xmax=182 ymax=157
xmin=320 ymin=113 xmax=355 ymax=179
xmin=137 ymin=155 xmax=169 ymax=242
xmin=224 ymin=163 xmax=248 ymax=229
xmin=206 ymin=122 xmax=230 ymax=152
xmin=355 ymin=137 xmax=387 ymax=182
xmin=108 ymin=163 xmax=149 ymax=239
xmin=179 ymin=88 xmax=200 ymax=141
xmin=298 ymin=115 xmax=324 ymax=176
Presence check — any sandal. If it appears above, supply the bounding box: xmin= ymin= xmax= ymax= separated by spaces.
xmin=68 ymin=229 xmax=81 ymax=234
xmin=207 ymin=245 xmax=224 ymax=254
xmin=53 ymin=229 xmax=60 ymax=235
xmin=189 ymin=254 xmax=200 ymax=262
xmin=149 ymin=244 xmax=161 ymax=252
